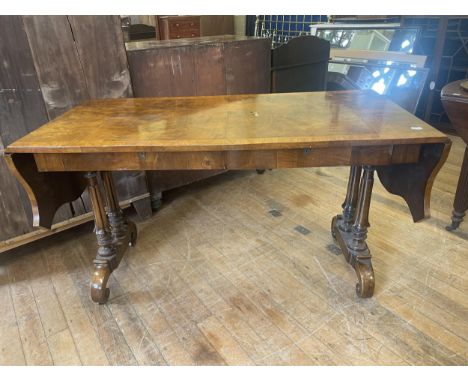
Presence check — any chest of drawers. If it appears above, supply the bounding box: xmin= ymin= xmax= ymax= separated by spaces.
xmin=158 ymin=16 xmax=201 ymax=39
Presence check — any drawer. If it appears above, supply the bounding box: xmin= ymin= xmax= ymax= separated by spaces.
xmin=169 ymin=19 xmax=200 ymax=30
xmin=169 ymin=30 xmax=200 ymax=39
xmin=159 ymin=16 xmax=201 ymax=40
xmin=168 ymin=21 xmax=200 ymax=39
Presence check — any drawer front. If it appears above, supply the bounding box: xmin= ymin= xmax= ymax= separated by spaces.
xmin=168 ymin=19 xmax=200 ymax=39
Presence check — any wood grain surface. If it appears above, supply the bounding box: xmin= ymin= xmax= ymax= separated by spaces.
xmin=6 ymin=91 xmax=448 ymax=154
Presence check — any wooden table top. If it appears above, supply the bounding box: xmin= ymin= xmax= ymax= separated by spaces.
xmin=441 ymin=80 xmax=468 ymax=103
xmin=6 ymin=90 xmax=449 ymax=154
xmin=126 ymin=35 xmax=268 ymax=52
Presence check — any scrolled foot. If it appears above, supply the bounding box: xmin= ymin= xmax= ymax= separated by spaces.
xmin=331 ymin=215 xmax=340 ymax=241
xmin=256 ymin=169 xmax=266 ymax=174
xmin=354 ymin=260 xmax=375 ymax=298
xmin=446 ymin=210 xmax=464 ymax=232
xmin=91 ymin=263 xmax=111 ymax=304
xmin=446 ymin=221 xmax=460 ymax=231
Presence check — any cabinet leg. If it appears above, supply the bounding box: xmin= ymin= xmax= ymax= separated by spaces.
xmin=447 ymin=147 xmax=468 ymax=231
xmin=331 ymin=166 xmax=375 ymax=298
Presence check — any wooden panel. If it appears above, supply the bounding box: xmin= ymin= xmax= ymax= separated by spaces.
xmin=0 ymin=16 xmax=50 ymax=144
xmin=167 ymin=48 xmax=198 ymax=96
xmin=67 ymin=16 xmax=133 ymax=99
xmin=128 ymin=45 xmax=199 ymax=97
xmin=5 ymin=153 xmax=87 ymax=229
xmin=21 ymin=15 xmax=90 ymax=223
xmin=0 ymin=15 xmax=72 ymax=234
xmin=272 ymin=36 xmax=330 ymax=93
xmin=22 ymin=16 xmax=90 ymax=120
xmin=128 ymin=49 xmax=173 ymax=97
xmin=224 ymin=40 xmax=271 ymax=94
xmin=21 ymin=15 xmax=91 ymax=222
xmin=129 ymin=44 xmax=223 ymax=97
xmin=193 ymin=44 xmax=226 ymax=96
xmin=225 ymin=150 xmax=278 ymax=169
xmin=34 ymin=151 xmax=226 ymax=171
xmin=200 ymin=16 xmax=234 ymax=36
xmin=391 ymin=144 xmax=422 ymax=163
xmin=377 ymin=143 xmax=451 ymax=222
xmin=0 ymin=152 xmax=31 ymax=240
xmin=32 ymin=145 xmax=422 ymax=172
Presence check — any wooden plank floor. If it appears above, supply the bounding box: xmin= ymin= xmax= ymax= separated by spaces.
xmin=1 ymin=135 xmax=467 ymax=366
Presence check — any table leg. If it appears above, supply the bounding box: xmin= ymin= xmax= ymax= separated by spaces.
xmin=447 ymin=147 xmax=468 ymax=231
xmin=85 ymin=171 xmax=137 ymax=304
xmin=102 ymin=171 xmax=137 ymax=246
xmin=331 ymin=165 xmax=375 ymax=298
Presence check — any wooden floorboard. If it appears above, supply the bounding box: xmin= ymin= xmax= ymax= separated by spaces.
xmin=0 ymin=134 xmax=467 ymax=365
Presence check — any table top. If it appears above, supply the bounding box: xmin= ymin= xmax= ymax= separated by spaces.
xmin=441 ymin=80 xmax=468 ymax=103
xmin=125 ymin=35 xmax=269 ymax=52
xmin=6 ymin=90 xmax=449 ymax=154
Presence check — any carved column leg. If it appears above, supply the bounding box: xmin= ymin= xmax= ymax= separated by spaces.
xmin=349 ymin=166 xmax=375 ymax=298
xmin=85 ymin=172 xmax=115 ymax=304
xmin=331 ymin=166 xmax=375 ymax=298
xmin=102 ymin=171 xmax=137 ymax=246
xmin=447 ymin=147 xmax=468 ymax=231
xmin=332 ymin=166 xmax=362 ymax=239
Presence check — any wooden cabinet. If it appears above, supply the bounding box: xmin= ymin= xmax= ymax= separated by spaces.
xmin=158 ymin=16 xmax=201 ymax=39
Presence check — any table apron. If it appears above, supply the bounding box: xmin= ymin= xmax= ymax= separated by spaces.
xmin=33 ymin=144 xmax=422 ymax=172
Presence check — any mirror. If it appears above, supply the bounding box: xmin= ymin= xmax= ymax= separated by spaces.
xmin=312 ymin=25 xmax=420 ymax=53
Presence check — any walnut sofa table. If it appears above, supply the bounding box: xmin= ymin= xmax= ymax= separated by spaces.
xmin=5 ymin=91 xmax=450 ymax=303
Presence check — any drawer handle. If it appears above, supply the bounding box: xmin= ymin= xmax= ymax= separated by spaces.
xmin=176 ymin=35 xmax=181 ymax=38
xmin=175 ymin=23 xmax=179 ymax=27
xmin=191 ymin=33 xmax=195 ymax=37
xmin=190 ymin=23 xmax=194 ymax=26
